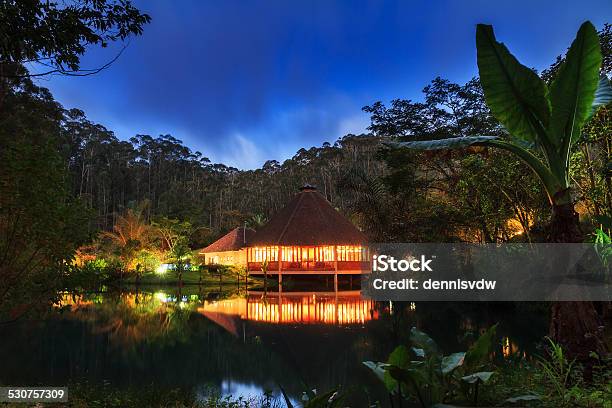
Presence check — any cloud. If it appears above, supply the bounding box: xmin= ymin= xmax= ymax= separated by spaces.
xmin=336 ymin=114 xmax=371 ymax=138
xmin=216 ymin=133 xmax=267 ymax=170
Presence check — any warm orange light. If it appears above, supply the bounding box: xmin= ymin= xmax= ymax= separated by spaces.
xmin=245 ymin=295 xmax=376 ymax=324
xmin=250 ymin=246 xmax=279 ymax=262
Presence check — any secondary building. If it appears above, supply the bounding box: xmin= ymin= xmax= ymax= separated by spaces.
xmin=199 ymin=226 xmax=255 ymax=267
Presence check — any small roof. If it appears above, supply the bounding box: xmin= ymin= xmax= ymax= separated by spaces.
xmin=249 ymin=185 xmax=367 ymax=246
xmin=200 ymin=227 xmax=255 ymax=253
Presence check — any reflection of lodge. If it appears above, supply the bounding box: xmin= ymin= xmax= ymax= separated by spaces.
xmin=246 ymin=185 xmax=370 ymax=289
xmin=246 ymin=291 xmax=377 ymax=324
xmin=197 ymin=291 xmax=378 ymax=330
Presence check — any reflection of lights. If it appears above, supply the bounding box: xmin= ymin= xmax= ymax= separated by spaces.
xmin=154 ymin=292 xmax=169 ymax=303
xmin=247 ymin=296 xmax=376 ymax=324
xmin=502 ymin=336 xmax=516 ymax=358
xmin=197 ymin=294 xmax=378 ymax=326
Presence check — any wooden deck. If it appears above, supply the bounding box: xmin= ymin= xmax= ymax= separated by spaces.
xmin=247 ymin=269 xmax=367 ymax=275
xmin=247 ymin=260 xmax=370 ymax=274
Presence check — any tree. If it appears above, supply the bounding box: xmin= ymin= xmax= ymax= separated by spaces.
xmin=99 ymin=203 xmax=155 ymax=273
xmin=152 ymin=216 xmax=193 ymax=253
xmin=363 ymin=77 xmax=548 ymax=243
xmin=0 ymin=0 xmax=150 ymax=78
xmin=247 ymin=214 xmax=268 ymax=229
xmin=169 ymin=237 xmax=191 ymax=287
xmin=387 ymin=22 xmax=612 ymax=358
xmin=0 ymin=74 xmax=88 ymax=322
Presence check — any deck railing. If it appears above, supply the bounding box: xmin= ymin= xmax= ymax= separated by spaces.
xmin=247 ymin=260 xmax=370 ymax=272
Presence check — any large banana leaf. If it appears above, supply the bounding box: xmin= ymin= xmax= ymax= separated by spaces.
xmin=590 ymin=75 xmax=612 ymax=118
xmin=476 ymin=24 xmax=551 ymax=146
xmin=548 ymin=22 xmax=601 ymax=160
xmin=384 ymin=136 xmax=498 ymax=150
xmin=387 ymin=136 xmax=563 ymax=202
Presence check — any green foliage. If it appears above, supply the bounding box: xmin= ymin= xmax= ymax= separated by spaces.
xmin=476 ymin=25 xmax=551 ymax=143
xmin=537 ymin=337 xmax=576 ymax=404
xmin=593 ymin=228 xmax=612 ymax=267
xmin=464 ymin=324 xmax=498 ymax=368
xmin=0 ymin=74 xmax=90 ymax=322
xmin=152 ymin=216 xmax=193 ymax=252
xmin=391 ymin=22 xmax=611 ymax=206
xmin=364 ymin=325 xmax=498 ymax=407
xmin=371 ymin=77 xmax=549 ymax=243
xmin=64 ymin=260 xmax=112 ymax=290
xmin=548 ymin=23 xmax=602 ymax=150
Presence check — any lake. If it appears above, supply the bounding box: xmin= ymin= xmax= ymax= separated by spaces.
xmin=0 ymin=285 xmax=549 ymax=406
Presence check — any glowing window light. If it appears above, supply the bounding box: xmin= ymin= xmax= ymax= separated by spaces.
xmin=279 ymin=246 xmax=336 ymax=262
xmin=336 ymin=245 xmax=366 ymax=261
xmin=250 ymin=246 xmax=279 ymax=262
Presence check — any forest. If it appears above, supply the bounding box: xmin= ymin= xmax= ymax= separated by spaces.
xmin=1 ymin=16 xmax=611 ymax=321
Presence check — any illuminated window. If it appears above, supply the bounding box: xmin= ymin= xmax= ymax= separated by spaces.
xmin=336 ymin=246 xmax=367 ymax=261
xmin=250 ymin=246 xmax=278 ymax=262
xmin=280 ymin=246 xmax=335 ymax=261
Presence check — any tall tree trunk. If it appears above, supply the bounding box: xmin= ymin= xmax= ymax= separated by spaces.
xmin=548 ymin=202 xmax=607 ymax=365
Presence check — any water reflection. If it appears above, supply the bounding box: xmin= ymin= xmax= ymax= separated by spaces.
xmin=1 ymin=288 xmax=548 ymax=407
xmin=198 ymin=291 xmax=378 ymax=327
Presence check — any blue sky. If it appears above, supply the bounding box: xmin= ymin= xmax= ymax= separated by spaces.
xmin=31 ymin=0 xmax=611 ymax=169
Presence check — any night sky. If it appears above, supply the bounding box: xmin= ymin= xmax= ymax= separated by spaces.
xmin=30 ymin=0 xmax=611 ymax=169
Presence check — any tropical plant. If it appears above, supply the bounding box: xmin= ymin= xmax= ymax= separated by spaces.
xmin=385 ymin=21 xmax=611 ymax=357
xmin=537 ymin=337 xmax=576 ymax=406
xmin=99 ymin=204 xmax=155 ymax=272
xmin=248 ymin=214 xmax=269 ymax=229
xmin=363 ymin=324 xmax=498 ymax=407
xmin=387 ymin=22 xmax=611 ymax=242
xmin=593 ymin=228 xmax=612 ymax=267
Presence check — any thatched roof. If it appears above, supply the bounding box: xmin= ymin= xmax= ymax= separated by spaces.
xmin=200 ymin=227 xmax=255 ymax=253
xmin=249 ymin=185 xmax=367 ymax=246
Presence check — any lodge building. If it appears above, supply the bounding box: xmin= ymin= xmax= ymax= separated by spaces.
xmin=199 ymin=184 xmax=369 ymax=286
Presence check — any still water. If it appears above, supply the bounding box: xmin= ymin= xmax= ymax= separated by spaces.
xmin=0 ymin=286 xmax=548 ymax=406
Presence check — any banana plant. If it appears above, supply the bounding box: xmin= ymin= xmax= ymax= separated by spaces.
xmin=386 ymin=22 xmax=612 ymax=242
